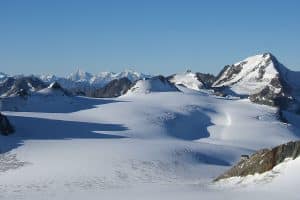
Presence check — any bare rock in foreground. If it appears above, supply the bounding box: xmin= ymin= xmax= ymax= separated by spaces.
xmin=215 ymin=141 xmax=300 ymax=181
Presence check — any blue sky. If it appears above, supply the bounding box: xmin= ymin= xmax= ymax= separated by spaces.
xmin=0 ymin=0 xmax=299 ymax=76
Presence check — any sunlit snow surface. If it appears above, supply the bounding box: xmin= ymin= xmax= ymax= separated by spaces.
xmin=0 ymin=86 xmax=299 ymax=199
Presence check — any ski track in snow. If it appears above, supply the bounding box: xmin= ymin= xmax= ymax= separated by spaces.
xmin=0 ymin=87 xmax=299 ymax=199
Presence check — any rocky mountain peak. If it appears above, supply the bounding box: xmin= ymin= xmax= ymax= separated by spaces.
xmin=211 ymin=53 xmax=299 ymax=110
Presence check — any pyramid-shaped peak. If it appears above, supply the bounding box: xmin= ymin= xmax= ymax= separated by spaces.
xmin=48 ymin=81 xmax=63 ymax=89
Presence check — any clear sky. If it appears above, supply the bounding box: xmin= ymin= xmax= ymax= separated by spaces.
xmin=0 ymin=0 xmax=299 ymax=76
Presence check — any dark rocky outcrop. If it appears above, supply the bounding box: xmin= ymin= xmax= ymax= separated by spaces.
xmin=213 ymin=62 xmax=245 ymax=87
xmin=249 ymin=85 xmax=291 ymax=107
xmin=195 ymin=73 xmax=216 ymax=88
xmin=215 ymin=141 xmax=300 ymax=181
xmin=91 ymin=77 xmax=132 ymax=98
xmin=0 ymin=112 xmax=14 ymax=135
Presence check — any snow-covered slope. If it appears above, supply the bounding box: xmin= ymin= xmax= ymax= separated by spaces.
xmin=0 ymin=85 xmax=299 ymax=199
xmin=0 ymin=54 xmax=300 ymax=199
xmin=168 ymin=72 xmax=204 ymax=91
xmin=213 ymin=53 xmax=284 ymax=95
xmin=126 ymin=76 xmax=180 ymax=95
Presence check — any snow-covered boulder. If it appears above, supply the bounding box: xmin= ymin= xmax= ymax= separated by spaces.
xmin=126 ymin=76 xmax=180 ymax=95
xmin=0 ymin=112 xmax=14 ymax=135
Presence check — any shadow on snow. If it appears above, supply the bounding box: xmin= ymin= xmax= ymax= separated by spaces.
xmin=0 ymin=115 xmax=128 ymax=153
xmin=0 ymin=96 xmax=128 ymax=113
xmin=165 ymin=107 xmax=215 ymax=140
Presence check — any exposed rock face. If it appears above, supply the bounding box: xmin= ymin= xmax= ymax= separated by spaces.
xmin=213 ymin=64 xmax=243 ymax=87
xmin=195 ymin=73 xmax=216 ymax=88
xmin=91 ymin=77 xmax=132 ymax=98
xmin=249 ymin=85 xmax=291 ymax=107
xmin=0 ymin=112 xmax=14 ymax=135
xmin=215 ymin=141 xmax=300 ymax=181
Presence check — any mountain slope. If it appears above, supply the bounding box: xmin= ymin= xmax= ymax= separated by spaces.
xmin=126 ymin=76 xmax=180 ymax=95
xmin=38 ymin=82 xmax=71 ymax=97
xmin=212 ymin=53 xmax=300 ymax=108
xmin=91 ymin=77 xmax=132 ymax=98
xmin=213 ymin=53 xmax=283 ymax=95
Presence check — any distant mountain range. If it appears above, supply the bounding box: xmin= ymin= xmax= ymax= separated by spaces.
xmin=0 ymin=69 xmax=151 ymax=98
xmin=0 ymin=53 xmax=299 ymax=114
xmin=38 ymin=69 xmax=151 ymax=89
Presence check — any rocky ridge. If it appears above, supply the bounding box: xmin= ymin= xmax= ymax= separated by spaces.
xmin=215 ymin=140 xmax=300 ymax=181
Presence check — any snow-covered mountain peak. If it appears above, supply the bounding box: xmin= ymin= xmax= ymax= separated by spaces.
xmin=48 ymin=82 xmax=62 ymax=89
xmin=67 ymin=69 xmax=93 ymax=83
xmin=211 ymin=53 xmax=300 ymax=108
xmin=212 ymin=53 xmax=284 ymax=95
xmin=38 ymin=81 xmax=70 ymax=96
xmin=116 ymin=69 xmax=148 ymax=82
xmin=38 ymin=74 xmax=58 ymax=83
xmin=126 ymin=76 xmax=180 ymax=95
